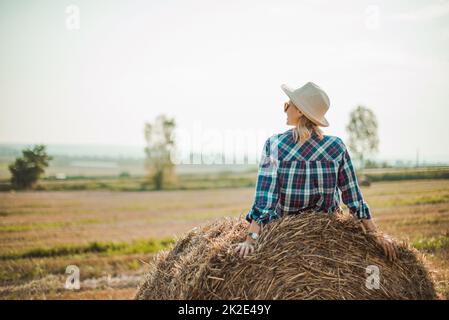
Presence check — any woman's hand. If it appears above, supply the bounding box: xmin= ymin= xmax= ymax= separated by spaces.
xmin=372 ymin=232 xmax=399 ymax=261
xmin=361 ymin=218 xmax=398 ymax=261
xmin=234 ymin=240 xmax=255 ymax=258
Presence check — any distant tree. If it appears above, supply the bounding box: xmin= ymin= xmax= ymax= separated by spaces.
xmin=346 ymin=105 xmax=379 ymax=170
xmin=364 ymin=159 xmax=391 ymax=169
xmin=144 ymin=115 xmax=177 ymax=190
xmin=9 ymin=145 xmax=53 ymax=189
xmin=364 ymin=159 xmax=378 ymax=169
xmin=118 ymin=171 xmax=131 ymax=178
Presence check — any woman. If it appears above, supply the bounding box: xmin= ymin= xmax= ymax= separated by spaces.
xmin=234 ymin=81 xmax=398 ymax=261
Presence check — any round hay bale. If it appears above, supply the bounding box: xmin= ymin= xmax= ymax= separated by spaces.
xmin=135 ymin=211 xmax=437 ymax=300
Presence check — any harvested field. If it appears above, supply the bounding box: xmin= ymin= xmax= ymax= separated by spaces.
xmin=0 ymin=179 xmax=448 ymax=299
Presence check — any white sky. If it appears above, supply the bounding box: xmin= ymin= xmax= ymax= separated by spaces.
xmin=1 ymin=0 xmax=449 ymax=162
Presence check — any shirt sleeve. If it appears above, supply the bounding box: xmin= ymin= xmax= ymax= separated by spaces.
xmin=245 ymin=136 xmax=280 ymax=225
xmin=337 ymin=140 xmax=372 ymax=219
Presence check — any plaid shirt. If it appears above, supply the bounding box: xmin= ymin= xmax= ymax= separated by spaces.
xmin=245 ymin=129 xmax=372 ymax=225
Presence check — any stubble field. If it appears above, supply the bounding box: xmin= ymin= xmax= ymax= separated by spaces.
xmin=0 ymin=179 xmax=448 ymax=299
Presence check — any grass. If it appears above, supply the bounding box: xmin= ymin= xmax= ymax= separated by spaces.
xmin=1 ymin=172 xmax=257 ymax=192
xmin=0 ymin=253 xmax=152 ymax=286
xmin=0 ymin=219 xmax=101 ymax=232
xmin=393 ymin=214 xmax=449 ymax=227
xmin=366 ymin=168 xmax=449 ymax=182
xmin=0 ymin=225 xmax=34 ymax=232
xmin=413 ymin=234 xmax=449 ymax=253
xmin=0 ymin=238 xmax=174 ymax=260
xmin=364 ymin=190 xmax=449 ymax=207
xmin=1 ymin=167 xmax=448 ymax=193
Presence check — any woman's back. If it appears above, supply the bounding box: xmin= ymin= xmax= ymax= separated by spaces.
xmin=245 ymin=128 xmax=371 ymax=225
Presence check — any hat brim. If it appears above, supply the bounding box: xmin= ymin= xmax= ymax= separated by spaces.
xmin=281 ymin=84 xmax=329 ymax=127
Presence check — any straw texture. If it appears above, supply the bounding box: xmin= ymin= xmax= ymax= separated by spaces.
xmin=135 ymin=210 xmax=437 ymax=300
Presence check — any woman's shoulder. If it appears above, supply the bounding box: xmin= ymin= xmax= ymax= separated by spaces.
xmin=322 ymin=134 xmax=344 ymax=145
xmin=285 ymin=131 xmax=346 ymax=160
xmin=318 ymin=135 xmax=350 ymax=162
xmin=321 ymin=134 xmax=346 ymax=153
xmin=266 ymin=130 xmax=346 ymax=156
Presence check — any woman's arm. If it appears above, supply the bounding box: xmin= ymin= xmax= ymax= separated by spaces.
xmin=337 ymin=142 xmax=372 ymax=219
xmin=234 ymin=219 xmax=261 ymax=258
xmin=336 ymin=139 xmax=398 ymax=261
xmin=235 ymin=136 xmax=280 ymax=258
xmin=361 ymin=218 xmax=377 ymax=233
xmin=245 ymin=135 xmax=281 ymax=226
xmin=361 ymin=218 xmax=398 ymax=261
xmin=245 ymin=219 xmax=261 ymax=242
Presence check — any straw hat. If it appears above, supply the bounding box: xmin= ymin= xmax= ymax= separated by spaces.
xmin=281 ymin=81 xmax=330 ymax=127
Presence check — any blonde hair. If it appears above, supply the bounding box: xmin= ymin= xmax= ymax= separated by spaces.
xmin=292 ymin=115 xmax=324 ymax=144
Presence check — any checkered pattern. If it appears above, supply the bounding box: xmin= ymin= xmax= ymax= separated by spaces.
xmin=245 ymin=129 xmax=372 ymax=225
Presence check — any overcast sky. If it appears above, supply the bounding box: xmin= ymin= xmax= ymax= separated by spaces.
xmin=1 ymin=0 xmax=449 ymax=162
